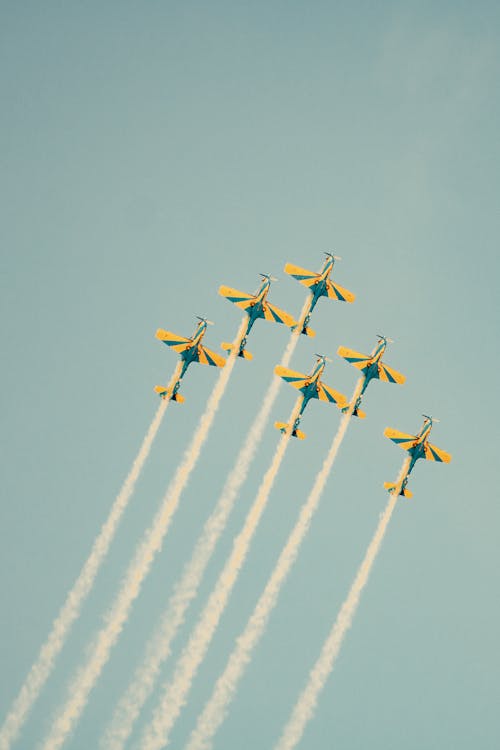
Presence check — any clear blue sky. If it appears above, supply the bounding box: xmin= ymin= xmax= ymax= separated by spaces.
xmin=1 ymin=2 xmax=499 ymax=748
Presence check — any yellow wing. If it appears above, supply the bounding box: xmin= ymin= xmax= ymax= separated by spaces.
xmin=219 ymin=285 xmax=255 ymax=312
xmin=424 ymin=442 xmax=452 ymax=463
xmin=337 ymin=346 xmax=371 ymax=371
xmin=378 ymin=362 xmax=406 ymax=385
xmin=262 ymin=301 xmax=297 ymax=328
xmin=326 ymin=279 xmax=355 ymax=303
xmin=284 ymin=262 xmax=319 ymax=288
xmin=197 ymin=345 xmax=226 ymax=368
xmin=316 ymin=381 xmax=348 ymax=407
xmin=155 ymin=329 xmax=192 ymax=353
xmin=274 ymin=365 xmax=309 ymax=389
xmin=384 ymin=427 xmax=417 ymax=451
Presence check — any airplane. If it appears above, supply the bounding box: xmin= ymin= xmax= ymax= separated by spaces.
xmin=337 ymin=335 xmax=406 ymax=418
xmin=219 ymin=274 xmax=297 ymax=360
xmin=154 ymin=317 xmax=226 ymax=401
xmin=384 ymin=415 xmax=452 ymax=498
xmin=274 ymin=355 xmax=348 ymax=439
xmin=284 ymin=252 xmax=355 ymax=337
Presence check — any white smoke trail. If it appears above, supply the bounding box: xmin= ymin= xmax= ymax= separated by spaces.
xmin=0 ymin=361 xmax=181 ymax=750
xmin=274 ymin=458 xmax=410 ymax=750
xmin=138 ymin=398 xmax=302 ymax=750
xmin=101 ymin=317 xmax=306 ymax=750
xmin=40 ymin=322 xmax=246 ymax=750
xmin=185 ymin=379 xmax=364 ymax=750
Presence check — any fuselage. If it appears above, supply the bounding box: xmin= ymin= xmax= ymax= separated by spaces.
xmin=359 ymin=338 xmax=388 ymax=395
xmin=178 ymin=320 xmax=208 ymax=381
xmin=307 ymin=256 xmax=335 ymax=314
xmin=241 ymin=277 xmax=272 ymax=340
xmin=398 ymin=419 xmax=434 ymax=487
xmin=296 ymin=358 xmax=326 ymax=417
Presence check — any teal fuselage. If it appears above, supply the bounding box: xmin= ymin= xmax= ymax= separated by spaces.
xmin=175 ymin=321 xmax=208 ymax=389
xmin=293 ymin=361 xmax=325 ymax=427
xmin=401 ymin=421 xmax=434 ymax=488
xmin=302 ymin=258 xmax=334 ymax=329
xmin=239 ymin=279 xmax=271 ymax=350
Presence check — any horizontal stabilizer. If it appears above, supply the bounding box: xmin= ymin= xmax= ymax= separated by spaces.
xmin=384 ymin=481 xmax=412 ymax=499
xmin=292 ymin=323 xmax=316 ymax=337
xmin=221 ymin=342 xmax=253 ymax=360
xmin=342 ymin=403 xmax=366 ymax=418
xmin=274 ymin=421 xmax=306 ymax=440
xmin=154 ymin=386 xmax=185 ymax=403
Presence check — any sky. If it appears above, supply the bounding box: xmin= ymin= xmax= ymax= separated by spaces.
xmin=1 ymin=1 xmax=499 ymax=748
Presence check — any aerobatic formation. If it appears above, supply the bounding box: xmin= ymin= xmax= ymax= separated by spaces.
xmin=0 ymin=252 xmax=451 ymax=750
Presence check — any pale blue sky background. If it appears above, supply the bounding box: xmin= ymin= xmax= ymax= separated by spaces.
xmin=1 ymin=2 xmax=499 ymax=748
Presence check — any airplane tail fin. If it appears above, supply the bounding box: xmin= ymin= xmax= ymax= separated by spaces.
xmin=154 ymin=385 xmax=185 ymax=403
xmin=384 ymin=481 xmax=412 ymax=498
xmin=292 ymin=324 xmax=315 ymax=338
xmin=221 ymin=342 xmax=253 ymax=360
xmin=341 ymin=403 xmax=366 ymax=419
xmin=274 ymin=421 xmax=306 ymax=440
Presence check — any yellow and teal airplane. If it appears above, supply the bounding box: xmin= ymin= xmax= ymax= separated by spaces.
xmin=284 ymin=252 xmax=355 ymax=337
xmin=274 ymin=355 xmax=348 ymax=439
xmin=337 ymin=335 xmax=406 ymax=418
xmin=384 ymin=415 xmax=452 ymax=498
xmin=154 ymin=317 xmax=226 ymax=402
xmin=219 ymin=274 xmax=297 ymax=360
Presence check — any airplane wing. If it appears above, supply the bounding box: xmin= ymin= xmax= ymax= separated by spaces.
xmin=315 ymin=381 xmax=348 ymax=407
xmin=274 ymin=365 xmax=309 ymax=390
xmin=219 ymin=285 xmax=255 ymax=312
xmin=337 ymin=346 xmax=371 ymax=372
xmin=262 ymin=301 xmax=297 ymax=328
xmin=284 ymin=262 xmax=319 ymax=288
xmin=325 ymin=279 xmax=355 ymax=303
xmin=196 ymin=345 xmax=226 ymax=367
xmin=156 ymin=329 xmax=192 ymax=354
xmin=424 ymin=442 xmax=452 ymax=463
xmin=384 ymin=427 xmax=417 ymax=451
xmin=377 ymin=362 xmax=406 ymax=385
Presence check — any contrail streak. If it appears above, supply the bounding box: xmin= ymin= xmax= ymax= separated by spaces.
xmin=40 ymin=322 xmax=246 ymax=750
xmin=0 ymin=361 xmax=181 ymax=750
xmin=274 ymin=458 xmax=410 ymax=750
xmin=138 ymin=399 xmax=303 ymax=750
xmin=101 ymin=316 xmax=307 ymax=750
xmin=185 ymin=379 xmax=364 ymax=750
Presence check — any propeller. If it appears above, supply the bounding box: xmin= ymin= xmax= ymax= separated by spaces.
xmin=377 ymin=334 xmax=395 ymax=343
xmin=197 ymin=316 xmax=214 ymax=325
xmin=324 ymin=252 xmax=342 ymax=261
xmin=259 ymin=273 xmax=278 ymax=282
xmin=422 ymin=414 xmax=439 ymax=423
xmin=315 ymin=353 xmax=333 ymax=362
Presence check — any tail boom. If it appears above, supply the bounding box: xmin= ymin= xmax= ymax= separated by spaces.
xmin=154 ymin=385 xmax=185 ymax=403
xmin=274 ymin=421 xmax=306 ymax=440
xmin=221 ymin=342 xmax=253 ymax=360
xmin=383 ymin=481 xmax=412 ymax=498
